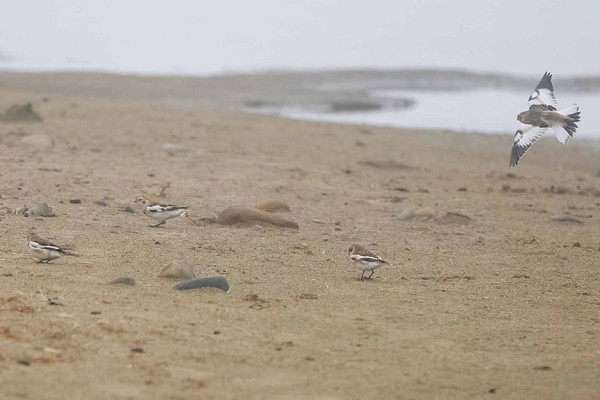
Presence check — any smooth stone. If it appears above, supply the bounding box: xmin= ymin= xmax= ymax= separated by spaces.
xmin=397 ymin=208 xmax=415 ymax=221
xmin=174 ymin=276 xmax=230 ymax=292
xmin=20 ymin=133 xmax=53 ymax=149
xmin=158 ymin=260 xmax=197 ymax=280
xmin=254 ymin=200 xmax=291 ymax=212
xmin=552 ymin=215 xmax=583 ymax=224
xmin=24 ymin=202 xmax=56 ymax=217
xmin=415 ymin=207 xmax=435 ymax=219
xmin=217 ymin=205 xmax=299 ymax=229
xmin=120 ymin=206 xmax=135 ymax=213
xmin=440 ymin=212 xmax=472 ymax=224
xmin=109 ymin=276 xmax=136 ymax=286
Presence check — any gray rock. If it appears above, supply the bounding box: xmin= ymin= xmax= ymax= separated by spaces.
xmin=120 ymin=206 xmax=135 ymax=213
xmin=397 ymin=208 xmax=415 ymax=221
xmin=109 ymin=276 xmax=135 ymax=286
xmin=24 ymin=202 xmax=56 ymax=217
xmin=551 ymin=215 xmax=583 ymax=224
xmin=174 ymin=276 xmax=230 ymax=292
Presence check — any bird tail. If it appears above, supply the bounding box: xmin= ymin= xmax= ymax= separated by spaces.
xmin=551 ymin=104 xmax=580 ymax=143
xmin=61 ymin=249 xmax=80 ymax=257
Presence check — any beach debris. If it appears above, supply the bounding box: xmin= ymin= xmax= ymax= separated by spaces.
xmin=359 ymin=160 xmax=415 ymax=171
xmin=23 ymin=202 xmax=56 ymax=217
xmin=551 ymin=215 xmax=583 ymax=224
xmin=0 ymin=103 xmax=43 ymax=122
xmin=174 ymin=276 xmax=230 ymax=292
xmin=254 ymin=200 xmax=291 ymax=212
xmin=243 ymin=293 xmax=269 ymax=309
xmin=109 ymin=276 xmax=136 ymax=286
xmin=20 ymin=133 xmax=53 ymax=150
xmin=141 ymin=182 xmax=171 ymax=198
xmin=440 ymin=212 xmax=472 ymax=224
xmin=298 ymin=293 xmax=318 ymax=300
xmin=217 ymin=205 xmax=299 ymax=229
xmin=158 ymin=260 xmax=197 ymax=280
xmin=162 ymin=142 xmax=185 ymax=151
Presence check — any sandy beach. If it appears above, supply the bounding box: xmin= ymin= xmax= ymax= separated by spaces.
xmin=0 ymin=71 xmax=599 ymax=399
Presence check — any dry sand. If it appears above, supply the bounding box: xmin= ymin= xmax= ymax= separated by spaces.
xmin=0 ymin=72 xmax=599 ymax=399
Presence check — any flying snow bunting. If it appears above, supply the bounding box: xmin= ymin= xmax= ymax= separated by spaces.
xmin=510 ymin=72 xmax=580 ymax=166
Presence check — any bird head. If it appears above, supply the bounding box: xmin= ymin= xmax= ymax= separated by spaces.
xmin=135 ymin=196 xmax=149 ymax=206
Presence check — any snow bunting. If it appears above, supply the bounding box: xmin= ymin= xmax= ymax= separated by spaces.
xmin=135 ymin=196 xmax=189 ymax=227
xmin=348 ymin=244 xmax=388 ymax=280
xmin=510 ymin=72 xmax=581 ymax=166
xmin=27 ymin=233 xmax=78 ymax=263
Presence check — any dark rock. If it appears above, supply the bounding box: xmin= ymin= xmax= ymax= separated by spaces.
xmin=551 ymin=215 xmax=583 ymax=224
xmin=0 ymin=103 xmax=43 ymax=122
xmin=359 ymin=160 xmax=415 ymax=171
xmin=174 ymin=276 xmax=230 ymax=292
xmin=120 ymin=206 xmax=135 ymax=213
xmin=109 ymin=276 xmax=135 ymax=286
xmin=69 ymin=199 xmax=81 ymax=204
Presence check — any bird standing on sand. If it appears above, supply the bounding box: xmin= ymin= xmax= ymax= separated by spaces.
xmin=348 ymin=244 xmax=388 ymax=280
xmin=28 ymin=232 xmax=78 ymax=263
xmin=510 ymin=72 xmax=581 ymax=166
xmin=135 ymin=196 xmax=189 ymax=227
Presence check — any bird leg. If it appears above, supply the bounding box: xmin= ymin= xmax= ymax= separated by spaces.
xmin=367 ymin=270 xmax=375 ymax=279
xmin=150 ymin=221 xmax=166 ymax=228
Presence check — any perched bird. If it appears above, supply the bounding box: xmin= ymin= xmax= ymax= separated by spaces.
xmin=135 ymin=196 xmax=189 ymax=227
xmin=27 ymin=232 xmax=78 ymax=263
xmin=510 ymin=72 xmax=581 ymax=166
xmin=348 ymin=244 xmax=388 ymax=280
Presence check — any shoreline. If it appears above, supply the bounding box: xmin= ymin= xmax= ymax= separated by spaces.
xmin=1 ymin=72 xmax=599 ymax=399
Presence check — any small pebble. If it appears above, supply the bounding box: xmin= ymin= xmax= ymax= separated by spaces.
xmin=120 ymin=206 xmax=135 ymax=213
xmin=69 ymin=199 xmax=81 ymax=204
xmin=130 ymin=348 xmax=144 ymax=353
xmin=551 ymin=215 xmax=582 ymax=224
xmin=94 ymin=200 xmax=109 ymax=206
xmin=109 ymin=276 xmax=136 ymax=286
xmin=397 ymin=208 xmax=415 ymax=221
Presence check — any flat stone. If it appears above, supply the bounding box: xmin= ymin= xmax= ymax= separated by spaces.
xmin=109 ymin=276 xmax=135 ymax=286
xmin=174 ymin=276 xmax=230 ymax=292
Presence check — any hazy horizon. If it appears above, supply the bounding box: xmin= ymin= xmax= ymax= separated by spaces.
xmin=1 ymin=0 xmax=599 ymax=77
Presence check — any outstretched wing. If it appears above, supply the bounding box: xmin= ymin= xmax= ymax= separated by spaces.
xmin=509 ymin=125 xmax=548 ymax=166
xmin=528 ymin=72 xmax=557 ymax=110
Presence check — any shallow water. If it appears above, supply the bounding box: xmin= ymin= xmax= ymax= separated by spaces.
xmin=275 ymin=88 xmax=600 ymax=138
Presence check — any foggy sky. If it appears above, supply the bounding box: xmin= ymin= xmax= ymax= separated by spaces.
xmin=1 ymin=0 xmax=598 ymax=76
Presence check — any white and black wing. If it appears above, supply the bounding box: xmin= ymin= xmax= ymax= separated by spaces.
xmin=509 ymin=125 xmax=548 ymax=166
xmin=351 ymin=254 xmax=386 ymax=264
xmin=528 ymin=72 xmax=557 ymax=110
xmin=147 ymin=204 xmax=187 ymax=213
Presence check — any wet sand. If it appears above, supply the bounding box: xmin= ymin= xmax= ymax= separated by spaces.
xmin=0 ymin=71 xmax=599 ymax=399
